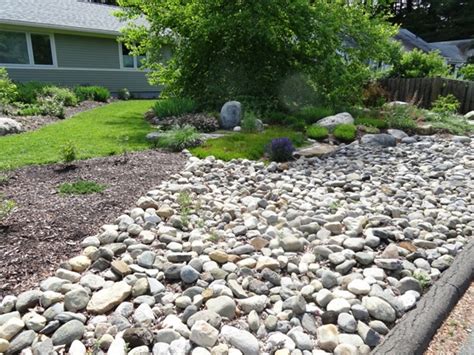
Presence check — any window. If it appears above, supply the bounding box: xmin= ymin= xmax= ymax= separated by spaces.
xmin=0 ymin=31 xmax=29 ymax=64
xmin=0 ymin=31 xmax=55 ymax=66
xmin=121 ymin=43 xmax=145 ymax=69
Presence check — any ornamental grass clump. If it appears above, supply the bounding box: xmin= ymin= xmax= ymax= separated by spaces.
xmin=306 ymin=125 xmax=329 ymax=140
xmin=333 ymin=124 xmax=357 ymax=143
xmin=157 ymin=125 xmax=201 ymax=151
xmin=268 ymin=137 xmax=295 ymax=162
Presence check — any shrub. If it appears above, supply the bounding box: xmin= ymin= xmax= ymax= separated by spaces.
xmin=424 ymin=111 xmax=472 ymax=135
xmin=15 ymin=81 xmax=49 ymax=104
xmin=74 ymin=86 xmax=110 ymax=102
xmin=241 ymin=111 xmax=260 ymax=132
xmin=157 ymin=125 xmax=201 ymax=151
xmin=431 ymin=94 xmax=460 ymax=114
xmin=157 ymin=113 xmax=219 ymax=133
xmin=458 ymin=64 xmax=474 ymax=81
xmin=42 ymin=86 xmax=78 ymax=107
xmin=15 ymin=103 xmax=43 ymax=116
xmin=60 ymin=141 xmax=77 ymax=163
xmin=118 ymin=0 xmax=398 ymax=110
xmin=268 ymin=137 xmax=295 ymax=162
xmin=153 ymin=97 xmax=197 ymax=118
xmin=263 ymin=112 xmax=288 ymax=125
xmin=390 ymin=49 xmax=450 ymax=78
xmin=382 ymin=104 xmax=418 ymax=130
xmin=354 ymin=117 xmax=388 ymax=129
xmin=118 ymin=88 xmax=131 ymax=100
xmin=59 ymin=180 xmax=106 ymax=195
xmin=306 ymin=125 xmax=329 ymax=140
xmin=293 ymin=106 xmax=334 ymax=125
xmin=37 ymin=95 xmax=65 ymax=118
xmin=0 ymin=194 xmax=16 ymax=222
xmin=0 ymin=68 xmax=17 ymax=106
xmin=362 ymin=81 xmax=388 ymax=107
xmin=333 ymin=124 xmax=357 ymax=142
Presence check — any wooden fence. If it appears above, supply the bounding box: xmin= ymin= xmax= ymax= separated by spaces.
xmin=379 ymin=77 xmax=474 ymax=114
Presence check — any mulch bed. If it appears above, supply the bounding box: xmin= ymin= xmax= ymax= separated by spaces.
xmin=0 ymin=150 xmax=185 ymax=298
xmin=10 ymin=100 xmax=107 ymax=132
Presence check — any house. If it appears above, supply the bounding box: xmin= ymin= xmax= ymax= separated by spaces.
xmin=395 ymin=29 xmax=473 ymax=69
xmin=0 ymin=0 xmax=158 ymax=97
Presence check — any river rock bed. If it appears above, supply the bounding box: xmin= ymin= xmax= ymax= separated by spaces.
xmin=0 ymin=135 xmax=472 ymax=355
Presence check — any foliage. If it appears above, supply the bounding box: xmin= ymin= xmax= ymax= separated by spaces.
xmin=362 ymin=81 xmax=389 ymax=107
xmin=15 ymin=81 xmax=50 ymax=104
xmin=37 ymin=95 xmax=66 ymax=118
xmin=117 ymin=0 xmax=398 ymax=109
xmin=118 ymin=88 xmax=131 ymax=100
xmin=15 ymin=103 xmax=43 ymax=116
xmin=60 ymin=141 xmax=78 ymax=163
xmin=241 ymin=111 xmax=260 ymax=133
xmin=42 ymin=86 xmax=78 ymax=107
xmin=190 ymin=127 xmax=304 ymax=161
xmin=0 ymin=68 xmax=17 ymax=106
xmin=293 ymin=106 xmax=335 ymax=125
xmin=263 ymin=112 xmax=288 ymax=125
xmin=153 ymin=97 xmax=197 ymax=118
xmin=74 ymin=86 xmax=110 ymax=102
xmin=354 ymin=117 xmax=388 ymax=129
xmin=268 ymin=138 xmax=295 ymax=162
xmin=59 ymin=180 xmax=107 ymax=195
xmin=156 ymin=125 xmax=201 ymax=151
xmin=458 ymin=64 xmax=474 ymax=81
xmin=0 ymin=100 xmax=155 ymax=169
xmin=0 ymin=194 xmax=16 ymax=222
xmin=390 ymin=49 xmax=450 ymax=78
xmin=413 ymin=270 xmax=431 ymax=290
xmin=424 ymin=111 xmax=472 ymax=135
xmin=382 ymin=104 xmax=418 ymax=130
xmin=333 ymin=124 xmax=357 ymax=142
xmin=431 ymin=94 xmax=460 ymax=114
xmin=306 ymin=125 xmax=329 ymax=140
xmin=157 ymin=113 xmax=219 ymax=133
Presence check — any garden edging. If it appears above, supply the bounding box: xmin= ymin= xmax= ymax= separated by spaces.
xmin=372 ymin=240 xmax=474 ymax=355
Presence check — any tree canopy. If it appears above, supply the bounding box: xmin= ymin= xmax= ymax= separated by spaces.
xmin=117 ymin=0 xmax=398 ymax=110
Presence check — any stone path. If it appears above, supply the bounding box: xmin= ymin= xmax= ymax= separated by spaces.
xmin=0 ymin=135 xmax=472 ymax=355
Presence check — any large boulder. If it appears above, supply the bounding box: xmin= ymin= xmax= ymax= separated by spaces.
xmin=360 ymin=134 xmax=396 ymax=147
xmin=316 ymin=112 xmax=354 ymax=130
xmin=0 ymin=117 xmax=23 ymax=136
xmin=464 ymin=110 xmax=474 ymax=120
xmin=220 ymin=101 xmax=242 ymax=130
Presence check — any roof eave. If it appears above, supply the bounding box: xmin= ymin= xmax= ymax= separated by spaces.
xmin=0 ymin=19 xmax=121 ymax=36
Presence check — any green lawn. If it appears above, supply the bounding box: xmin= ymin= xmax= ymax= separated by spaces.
xmin=0 ymin=100 xmax=155 ymax=170
xmin=190 ymin=127 xmax=305 ymax=161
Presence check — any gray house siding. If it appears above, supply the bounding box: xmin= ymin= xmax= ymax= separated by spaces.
xmin=55 ymin=34 xmax=121 ymax=69
xmin=7 ymin=68 xmax=158 ymax=95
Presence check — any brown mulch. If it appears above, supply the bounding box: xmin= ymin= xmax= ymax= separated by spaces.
xmin=10 ymin=100 xmax=106 ymax=132
xmin=425 ymin=282 xmax=474 ymax=355
xmin=0 ymin=150 xmax=185 ymax=298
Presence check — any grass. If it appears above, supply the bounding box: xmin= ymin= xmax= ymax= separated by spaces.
xmin=333 ymin=124 xmax=357 ymax=142
xmin=59 ymin=180 xmax=107 ymax=195
xmin=306 ymin=125 xmax=329 ymax=140
xmin=190 ymin=127 xmax=305 ymax=161
xmin=153 ymin=97 xmax=197 ymax=118
xmin=354 ymin=117 xmax=388 ymax=129
xmin=0 ymin=100 xmax=155 ymax=170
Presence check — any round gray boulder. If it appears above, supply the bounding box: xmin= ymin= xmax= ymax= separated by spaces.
xmin=220 ymin=101 xmax=242 ymax=129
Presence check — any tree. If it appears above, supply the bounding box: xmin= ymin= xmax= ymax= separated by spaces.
xmin=117 ymin=0 xmax=398 ymax=110
xmin=390 ymin=49 xmax=450 ymax=78
xmin=389 ymin=0 xmax=474 ymax=42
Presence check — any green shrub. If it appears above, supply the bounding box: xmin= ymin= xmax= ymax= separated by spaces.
xmin=153 ymin=97 xmax=197 ymax=118
xmin=431 ymin=94 xmax=460 ymax=114
xmin=60 ymin=141 xmax=77 ymax=163
xmin=0 ymin=194 xmax=16 ymax=221
xmin=74 ymin=86 xmax=110 ymax=102
xmin=390 ymin=49 xmax=450 ymax=78
xmin=382 ymin=104 xmax=418 ymax=130
xmin=263 ymin=112 xmax=288 ymax=125
xmin=118 ymin=88 xmax=131 ymax=100
xmin=241 ymin=111 xmax=259 ymax=132
xmin=159 ymin=113 xmax=219 ymax=133
xmin=354 ymin=117 xmax=388 ymax=129
xmin=0 ymin=68 xmax=17 ymax=106
xmin=42 ymin=86 xmax=78 ymax=107
xmin=59 ymin=180 xmax=107 ymax=195
xmin=15 ymin=81 xmax=49 ymax=104
xmin=157 ymin=125 xmax=201 ymax=151
xmin=306 ymin=125 xmax=329 ymax=140
xmin=285 ymin=116 xmax=306 ymax=132
xmin=15 ymin=103 xmax=43 ymax=116
xmin=459 ymin=64 xmax=474 ymax=81
xmin=424 ymin=111 xmax=472 ymax=135
xmin=333 ymin=124 xmax=357 ymax=142
xmin=37 ymin=95 xmax=65 ymax=118
xmin=293 ymin=106 xmax=334 ymax=125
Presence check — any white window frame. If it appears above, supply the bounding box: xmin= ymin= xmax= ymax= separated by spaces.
xmin=0 ymin=30 xmax=57 ymax=68
xmin=118 ymin=42 xmax=144 ymax=70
